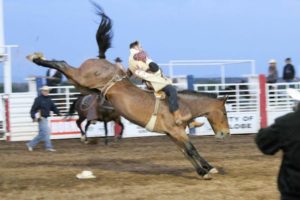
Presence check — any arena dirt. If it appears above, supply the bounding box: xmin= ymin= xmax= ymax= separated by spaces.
xmin=0 ymin=134 xmax=280 ymax=200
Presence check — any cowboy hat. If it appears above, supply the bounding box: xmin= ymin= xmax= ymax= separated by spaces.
xmin=268 ymin=59 xmax=277 ymax=64
xmin=39 ymin=85 xmax=51 ymax=91
xmin=76 ymin=170 xmax=96 ymax=179
xmin=287 ymin=88 xmax=300 ymax=101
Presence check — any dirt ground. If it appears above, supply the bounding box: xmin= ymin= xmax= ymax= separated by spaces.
xmin=0 ymin=134 xmax=281 ymax=200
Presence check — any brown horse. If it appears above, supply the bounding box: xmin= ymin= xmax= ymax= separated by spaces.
xmin=67 ymin=94 xmax=124 ymax=145
xmin=27 ymin=4 xmax=230 ymax=179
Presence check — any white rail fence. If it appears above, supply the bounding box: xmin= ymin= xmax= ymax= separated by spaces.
xmin=1 ymin=80 xmax=299 ymax=141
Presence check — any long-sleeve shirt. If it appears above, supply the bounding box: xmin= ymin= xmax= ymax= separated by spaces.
xmin=283 ymin=63 xmax=295 ymax=81
xmin=267 ymin=66 xmax=278 ymax=83
xmin=30 ymin=95 xmax=60 ymax=119
xmin=128 ymin=48 xmax=171 ymax=92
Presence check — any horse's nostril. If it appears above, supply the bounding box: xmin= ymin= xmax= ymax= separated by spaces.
xmin=221 ymin=132 xmax=224 ymax=136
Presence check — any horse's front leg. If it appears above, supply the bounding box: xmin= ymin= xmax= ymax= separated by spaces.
xmin=84 ymin=120 xmax=91 ymax=143
xmin=168 ymin=129 xmax=211 ymax=180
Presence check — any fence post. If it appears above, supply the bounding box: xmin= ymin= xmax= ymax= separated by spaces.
xmin=259 ymin=74 xmax=267 ymax=128
xmin=187 ymin=75 xmax=194 ymax=91
xmin=186 ymin=75 xmax=196 ymax=134
xmin=36 ymin=77 xmax=43 ymax=95
xmin=3 ymin=95 xmax=10 ymax=141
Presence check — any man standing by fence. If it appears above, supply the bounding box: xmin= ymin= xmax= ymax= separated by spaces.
xmin=283 ymin=58 xmax=295 ymax=82
xmin=26 ymin=85 xmax=61 ymax=152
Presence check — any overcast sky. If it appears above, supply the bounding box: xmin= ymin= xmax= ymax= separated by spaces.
xmin=2 ymin=0 xmax=300 ymax=82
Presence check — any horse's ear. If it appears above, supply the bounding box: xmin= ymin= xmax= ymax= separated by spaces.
xmin=222 ymin=95 xmax=229 ymax=105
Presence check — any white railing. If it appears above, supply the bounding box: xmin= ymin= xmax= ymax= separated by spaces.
xmin=5 ymin=80 xmax=300 ymax=141
xmin=193 ymin=82 xmax=260 ymax=112
xmin=47 ymin=86 xmax=80 ymax=114
xmin=160 ymin=60 xmax=256 ymax=85
xmin=266 ymin=82 xmax=300 ymax=112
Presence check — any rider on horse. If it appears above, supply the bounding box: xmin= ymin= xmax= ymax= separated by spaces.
xmin=128 ymin=40 xmax=201 ymax=127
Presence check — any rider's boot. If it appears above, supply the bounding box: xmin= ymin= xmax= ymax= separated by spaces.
xmin=173 ymin=110 xmax=189 ymax=126
xmin=188 ymin=121 xmax=204 ymax=128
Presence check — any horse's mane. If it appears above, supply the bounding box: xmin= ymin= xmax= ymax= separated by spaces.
xmin=178 ymin=90 xmax=218 ymax=99
xmin=93 ymin=2 xmax=113 ymax=59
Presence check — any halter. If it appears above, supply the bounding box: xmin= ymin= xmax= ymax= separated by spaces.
xmin=101 ymin=73 xmax=127 ymax=98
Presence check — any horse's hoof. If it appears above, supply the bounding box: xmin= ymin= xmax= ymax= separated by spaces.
xmin=80 ymin=136 xmax=86 ymax=142
xmin=209 ymin=168 xmax=219 ymax=174
xmin=203 ymin=174 xmax=212 ymax=180
xmin=26 ymin=52 xmax=45 ymax=61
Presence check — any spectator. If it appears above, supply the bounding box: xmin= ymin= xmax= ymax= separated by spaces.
xmin=267 ymin=59 xmax=278 ymax=83
xmin=26 ymin=85 xmax=61 ymax=152
xmin=283 ymin=58 xmax=295 ymax=82
xmin=255 ymin=88 xmax=300 ymax=200
xmin=114 ymin=57 xmax=125 ymax=71
xmin=46 ymin=68 xmax=62 ymax=93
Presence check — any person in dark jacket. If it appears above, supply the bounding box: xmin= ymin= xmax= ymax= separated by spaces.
xmin=283 ymin=58 xmax=295 ymax=82
xmin=46 ymin=68 xmax=62 ymax=93
xmin=255 ymin=89 xmax=300 ymax=200
xmin=26 ymin=85 xmax=61 ymax=152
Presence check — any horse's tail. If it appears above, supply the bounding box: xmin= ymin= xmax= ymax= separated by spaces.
xmin=92 ymin=2 xmax=113 ymax=59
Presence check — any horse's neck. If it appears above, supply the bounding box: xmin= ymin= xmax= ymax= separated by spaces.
xmin=105 ymin=80 xmax=155 ymax=127
xmin=180 ymin=95 xmax=214 ymax=118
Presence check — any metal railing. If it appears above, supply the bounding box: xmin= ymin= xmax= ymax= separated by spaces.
xmin=193 ymin=82 xmax=260 ymax=112
xmin=47 ymin=86 xmax=80 ymax=114
xmin=266 ymin=82 xmax=300 ymax=112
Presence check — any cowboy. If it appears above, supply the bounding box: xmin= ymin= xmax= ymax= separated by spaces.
xmin=26 ymin=85 xmax=61 ymax=152
xmin=114 ymin=57 xmax=125 ymax=71
xmin=128 ymin=41 xmax=201 ymax=127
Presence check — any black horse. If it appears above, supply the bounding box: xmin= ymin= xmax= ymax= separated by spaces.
xmin=67 ymin=93 xmax=124 ymax=145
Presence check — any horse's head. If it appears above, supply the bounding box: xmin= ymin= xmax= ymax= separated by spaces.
xmin=205 ymin=95 xmax=230 ymax=139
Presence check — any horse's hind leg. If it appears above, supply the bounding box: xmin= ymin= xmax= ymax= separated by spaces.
xmin=185 ymin=142 xmax=217 ymax=174
xmin=27 ymin=54 xmax=78 ymax=82
xmin=29 ymin=56 xmax=74 ymax=75
xmin=104 ymin=122 xmax=108 ymax=145
xmin=84 ymin=120 xmax=91 ymax=142
xmin=114 ymin=117 xmax=124 ymax=140
xmin=76 ymin=117 xmax=86 ymax=142
xmin=168 ymin=129 xmax=211 ymax=179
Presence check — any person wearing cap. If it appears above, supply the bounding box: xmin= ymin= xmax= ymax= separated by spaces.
xmin=26 ymin=85 xmax=61 ymax=152
xmin=128 ymin=41 xmax=202 ymax=128
xmin=114 ymin=57 xmax=125 ymax=71
xmin=283 ymin=58 xmax=295 ymax=82
xmin=267 ymin=59 xmax=278 ymax=83
xmin=255 ymin=88 xmax=300 ymax=200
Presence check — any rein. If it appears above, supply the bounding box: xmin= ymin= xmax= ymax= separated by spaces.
xmin=101 ymin=74 xmax=127 ymax=97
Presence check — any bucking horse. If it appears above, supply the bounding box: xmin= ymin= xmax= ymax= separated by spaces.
xmin=27 ymin=3 xmax=230 ymax=180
